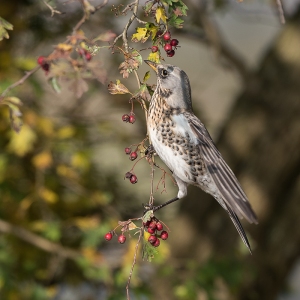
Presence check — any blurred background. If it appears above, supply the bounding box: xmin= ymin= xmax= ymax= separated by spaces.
xmin=0 ymin=0 xmax=300 ymax=299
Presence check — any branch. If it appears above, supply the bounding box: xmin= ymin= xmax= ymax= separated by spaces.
xmin=0 ymin=218 xmax=80 ymax=260
xmin=1 ymin=66 xmax=40 ymax=97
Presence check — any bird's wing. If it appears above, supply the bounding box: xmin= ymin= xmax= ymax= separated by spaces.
xmin=186 ymin=112 xmax=258 ymax=224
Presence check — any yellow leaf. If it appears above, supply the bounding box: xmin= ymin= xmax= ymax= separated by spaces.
xmin=56 ymin=126 xmax=75 ymax=139
xmin=39 ymin=187 xmax=58 ymax=204
xmin=38 ymin=117 xmax=54 ymax=136
xmin=56 ymin=164 xmax=79 ymax=180
xmin=128 ymin=221 xmax=138 ymax=231
xmin=71 ymin=152 xmax=90 ymax=172
xmin=32 ymin=151 xmax=53 ymax=170
xmin=7 ymin=125 xmax=37 ymax=156
xmin=147 ymin=51 xmax=160 ymax=63
xmin=155 ymin=7 xmax=167 ymax=23
xmin=56 ymin=43 xmax=73 ymax=52
xmin=131 ymin=27 xmax=149 ymax=43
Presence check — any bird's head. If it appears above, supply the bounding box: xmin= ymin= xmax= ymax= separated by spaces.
xmin=145 ymin=60 xmax=193 ymax=111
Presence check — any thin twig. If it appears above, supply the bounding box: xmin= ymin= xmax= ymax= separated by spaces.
xmin=276 ymin=0 xmax=285 ymax=24
xmin=126 ymin=228 xmax=143 ymax=300
xmin=0 ymin=218 xmax=80 ymax=259
xmin=1 ymin=66 xmax=40 ymax=97
xmin=43 ymin=0 xmax=62 ymax=17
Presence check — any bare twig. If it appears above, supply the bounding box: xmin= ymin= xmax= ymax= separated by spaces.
xmin=43 ymin=0 xmax=62 ymax=17
xmin=1 ymin=66 xmax=40 ymax=97
xmin=126 ymin=228 xmax=143 ymax=300
xmin=0 ymin=218 xmax=80 ymax=259
xmin=276 ymin=0 xmax=285 ymax=24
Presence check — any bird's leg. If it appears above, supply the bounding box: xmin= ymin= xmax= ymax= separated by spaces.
xmin=143 ymin=196 xmax=180 ymax=214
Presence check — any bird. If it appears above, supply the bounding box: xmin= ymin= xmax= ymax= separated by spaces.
xmin=144 ymin=60 xmax=258 ymax=253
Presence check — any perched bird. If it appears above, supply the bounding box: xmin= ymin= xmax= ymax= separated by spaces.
xmin=145 ymin=60 xmax=258 ymax=253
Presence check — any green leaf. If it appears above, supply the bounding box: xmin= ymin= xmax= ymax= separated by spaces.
xmin=49 ymin=77 xmax=61 ymax=93
xmin=0 ymin=17 xmax=13 ymax=41
xmin=168 ymin=15 xmax=185 ymax=28
xmin=145 ymin=23 xmax=159 ymax=40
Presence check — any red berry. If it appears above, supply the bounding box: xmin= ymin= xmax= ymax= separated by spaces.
xmin=85 ymin=52 xmax=92 ymax=61
xmin=149 ymin=221 xmax=157 ymax=230
xmin=143 ymin=220 xmax=151 ymax=227
xmin=170 ymin=39 xmax=179 ymax=47
xmin=129 ymin=115 xmax=136 ymax=124
xmin=153 ymin=238 xmax=160 ymax=247
xmin=163 ymin=32 xmax=171 ymax=41
xmin=104 ymin=232 xmax=113 ymax=241
xmin=151 ymin=46 xmax=159 ymax=53
xmin=156 ymin=222 xmax=163 ymax=231
xmin=125 ymin=172 xmax=133 ymax=179
xmin=41 ymin=63 xmax=50 ymax=72
xmin=147 ymin=227 xmax=156 ymax=234
xmin=37 ymin=56 xmax=46 ymax=65
xmin=125 ymin=147 xmax=131 ymax=155
xmin=129 ymin=152 xmax=138 ymax=161
xmin=148 ymin=235 xmax=157 ymax=244
xmin=167 ymin=50 xmax=175 ymax=57
xmin=130 ymin=174 xmax=138 ymax=184
xmin=118 ymin=235 xmax=126 ymax=244
xmin=122 ymin=114 xmax=130 ymax=122
xmin=160 ymin=230 xmax=168 ymax=240
xmin=164 ymin=44 xmax=172 ymax=52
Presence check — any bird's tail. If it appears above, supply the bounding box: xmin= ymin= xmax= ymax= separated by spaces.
xmin=225 ymin=203 xmax=252 ymax=254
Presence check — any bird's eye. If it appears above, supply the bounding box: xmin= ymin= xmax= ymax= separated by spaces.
xmin=161 ymin=69 xmax=168 ymax=77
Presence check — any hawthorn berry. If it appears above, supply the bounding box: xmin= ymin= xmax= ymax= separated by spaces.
xmin=163 ymin=32 xmax=171 ymax=41
xmin=125 ymin=172 xmax=133 ymax=179
xmin=156 ymin=222 xmax=163 ymax=231
xmin=147 ymin=227 xmax=156 ymax=234
xmin=37 ymin=56 xmax=46 ymax=65
xmin=129 ymin=115 xmax=136 ymax=124
xmin=129 ymin=151 xmax=138 ymax=161
xmin=125 ymin=147 xmax=131 ymax=155
xmin=122 ymin=114 xmax=130 ymax=122
xmin=160 ymin=230 xmax=168 ymax=240
xmin=149 ymin=221 xmax=157 ymax=230
xmin=170 ymin=39 xmax=179 ymax=47
xmin=148 ymin=235 xmax=157 ymax=244
xmin=130 ymin=174 xmax=138 ymax=184
xmin=104 ymin=232 xmax=113 ymax=241
xmin=143 ymin=220 xmax=151 ymax=227
xmin=153 ymin=238 xmax=160 ymax=247
xmin=118 ymin=235 xmax=126 ymax=244
xmin=167 ymin=50 xmax=175 ymax=57
xmin=151 ymin=46 xmax=159 ymax=53
xmin=85 ymin=52 xmax=92 ymax=61
xmin=164 ymin=43 xmax=172 ymax=52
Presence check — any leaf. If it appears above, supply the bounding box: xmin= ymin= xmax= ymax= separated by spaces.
xmin=1 ymin=96 xmax=23 ymax=133
xmin=134 ymin=84 xmax=151 ymax=101
xmin=131 ymin=27 xmax=149 ymax=43
xmin=0 ymin=17 xmax=13 ymax=41
xmin=92 ymin=30 xmax=116 ymax=42
xmin=128 ymin=222 xmax=138 ymax=231
xmin=107 ymin=80 xmax=131 ymax=95
xmin=7 ymin=125 xmax=37 ymax=156
xmin=168 ymin=15 xmax=185 ymax=28
xmin=56 ymin=43 xmax=73 ymax=52
xmin=143 ymin=71 xmax=151 ymax=83
xmin=49 ymin=77 xmax=61 ymax=93
xmin=32 ymin=151 xmax=53 ymax=170
xmin=145 ymin=23 xmax=159 ymax=40
xmin=147 ymin=51 xmax=160 ymax=63
xmin=39 ymin=187 xmax=58 ymax=204
xmin=155 ymin=7 xmax=167 ymax=23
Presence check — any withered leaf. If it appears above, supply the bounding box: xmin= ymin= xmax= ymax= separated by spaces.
xmin=107 ymin=80 xmax=131 ymax=95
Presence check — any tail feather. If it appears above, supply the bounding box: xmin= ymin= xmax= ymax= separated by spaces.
xmin=225 ymin=203 xmax=252 ymax=254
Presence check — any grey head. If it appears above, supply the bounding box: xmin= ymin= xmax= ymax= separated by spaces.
xmin=145 ymin=60 xmax=193 ymax=111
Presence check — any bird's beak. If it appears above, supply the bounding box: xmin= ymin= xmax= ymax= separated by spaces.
xmin=144 ymin=60 xmax=158 ymax=74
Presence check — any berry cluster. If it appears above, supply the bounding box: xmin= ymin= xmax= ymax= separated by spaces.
xmin=125 ymin=171 xmax=138 ymax=184
xmin=122 ymin=113 xmax=136 ymax=124
xmin=104 ymin=232 xmax=127 ymax=244
xmin=37 ymin=56 xmax=50 ymax=73
xmin=151 ymin=31 xmax=179 ymax=58
xmin=78 ymin=48 xmax=92 ymax=61
xmin=144 ymin=217 xmax=168 ymax=247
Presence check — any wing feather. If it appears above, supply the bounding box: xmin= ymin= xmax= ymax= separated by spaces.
xmin=187 ymin=112 xmax=258 ymax=224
